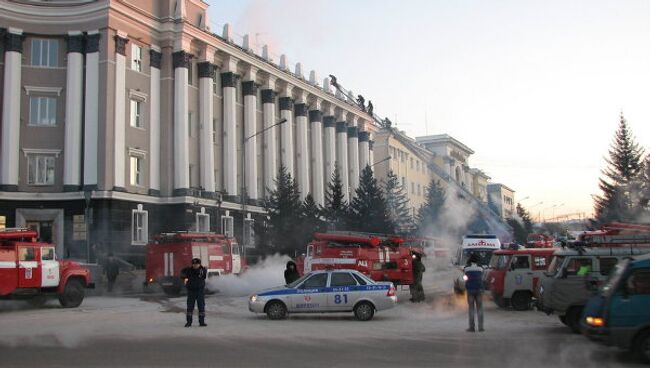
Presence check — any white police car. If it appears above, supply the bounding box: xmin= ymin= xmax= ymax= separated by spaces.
xmin=249 ymin=269 xmax=397 ymax=321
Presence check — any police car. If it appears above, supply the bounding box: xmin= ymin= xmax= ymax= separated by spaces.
xmin=249 ymin=269 xmax=397 ymax=321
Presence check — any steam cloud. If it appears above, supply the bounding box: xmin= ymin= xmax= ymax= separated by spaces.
xmin=207 ymin=254 xmax=291 ymax=297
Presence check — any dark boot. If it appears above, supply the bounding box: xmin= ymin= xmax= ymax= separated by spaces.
xmin=199 ymin=315 xmax=207 ymax=327
xmin=185 ymin=314 xmax=192 ymax=327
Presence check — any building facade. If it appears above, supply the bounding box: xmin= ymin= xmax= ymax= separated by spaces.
xmin=0 ymin=0 xmax=376 ymax=265
xmin=487 ymin=183 xmax=516 ymax=220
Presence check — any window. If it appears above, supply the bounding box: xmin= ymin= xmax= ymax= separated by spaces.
xmin=417 ymin=184 xmax=421 ymax=196
xmin=222 ymin=214 xmax=234 ymax=237
xmin=31 ymin=39 xmax=58 ymax=67
xmin=188 ymin=61 xmax=193 ymax=85
xmin=330 ymin=272 xmax=357 ymax=287
xmin=129 ymin=156 xmax=143 ymax=186
xmin=221 ymin=244 xmax=231 ymax=254
xmin=599 ymin=258 xmax=618 ymax=276
xmin=566 ymin=258 xmax=593 ymax=276
xmin=0 ymin=216 xmax=5 ymax=230
xmin=27 ymin=155 xmax=55 ymax=185
xmin=19 ymin=248 xmax=35 ymax=261
xmin=533 ymin=256 xmax=548 ymax=269
xmin=243 ymin=217 xmax=254 ymax=248
xmin=41 ymin=247 xmax=55 ymax=261
xmin=130 ymin=100 xmax=142 ymax=128
xmin=212 ymin=73 xmax=218 ymax=94
xmin=196 ymin=210 xmax=210 ymax=232
xmin=627 ymin=270 xmax=650 ymax=295
xmin=131 ymin=44 xmax=142 ymax=72
xmin=352 ymin=273 xmax=367 ymax=285
xmin=410 ymin=158 xmax=414 ymax=169
xmin=416 ymin=161 xmax=420 ymax=171
xmin=132 ymin=204 xmax=148 ymax=245
xmin=29 ymin=97 xmax=57 ymax=126
xmin=402 ymin=177 xmax=406 ymax=188
xmin=512 ymin=256 xmax=530 ymax=269
xmin=212 ymin=119 xmax=218 ymax=143
xmin=301 ymin=273 xmax=328 ymax=289
xmin=411 ymin=182 xmax=415 ymax=194
xmin=188 ymin=112 xmax=193 ymax=137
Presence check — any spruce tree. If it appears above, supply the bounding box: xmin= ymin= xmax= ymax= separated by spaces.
xmin=346 ymin=166 xmax=394 ymax=233
xmin=416 ymin=179 xmax=446 ymax=235
xmin=516 ymin=203 xmax=534 ymax=234
xmin=640 ymin=156 xmax=650 ymax=214
xmin=323 ymin=166 xmax=348 ymax=230
xmin=261 ymin=165 xmax=303 ymax=255
xmin=594 ymin=114 xmax=645 ymax=224
xmin=383 ymin=170 xmax=413 ymax=235
xmin=300 ymin=194 xmax=326 ymax=245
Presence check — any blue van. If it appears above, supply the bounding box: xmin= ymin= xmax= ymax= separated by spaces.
xmin=582 ymin=254 xmax=650 ymax=362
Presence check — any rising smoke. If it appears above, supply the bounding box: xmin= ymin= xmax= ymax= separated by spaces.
xmin=207 ymin=254 xmax=291 ymax=297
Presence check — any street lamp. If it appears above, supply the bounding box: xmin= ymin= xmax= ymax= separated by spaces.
xmin=240 ymin=118 xmax=288 ymax=259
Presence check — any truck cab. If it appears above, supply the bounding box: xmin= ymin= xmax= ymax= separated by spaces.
xmin=486 ymin=247 xmax=555 ymax=310
xmin=582 ymin=255 xmax=650 ymax=363
xmin=0 ymin=228 xmax=93 ymax=308
xmin=536 ymin=246 xmax=650 ymax=333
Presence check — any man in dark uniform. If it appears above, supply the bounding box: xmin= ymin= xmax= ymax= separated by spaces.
xmin=104 ymin=253 xmax=120 ymax=292
xmin=410 ymin=252 xmax=426 ymax=302
xmin=182 ymin=258 xmax=207 ymax=327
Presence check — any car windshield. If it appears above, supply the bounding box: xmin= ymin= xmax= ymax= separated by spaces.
xmin=461 ymin=249 xmax=494 ymax=267
xmin=286 ymin=274 xmax=310 ymax=288
xmin=547 ymin=256 xmax=565 ymax=277
xmin=601 ymin=259 xmax=629 ymax=297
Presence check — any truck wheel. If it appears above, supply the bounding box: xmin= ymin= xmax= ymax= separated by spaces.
xmin=265 ymin=301 xmax=287 ymax=320
xmin=633 ymin=330 xmax=650 ymax=363
xmin=59 ymin=279 xmax=85 ymax=308
xmin=354 ymin=301 xmax=375 ymax=321
xmin=565 ymin=306 xmax=583 ymax=334
xmin=494 ymin=296 xmax=508 ymax=308
xmin=511 ymin=291 xmax=532 ymax=311
xmin=559 ymin=315 xmax=568 ymax=325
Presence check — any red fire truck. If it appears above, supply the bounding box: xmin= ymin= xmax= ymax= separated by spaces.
xmin=297 ymin=232 xmax=424 ymax=286
xmin=0 ymin=228 xmax=94 ymax=308
xmin=526 ymin=234 xmax=554 ymax=248
xmin=145 ymin=232 xmax=245 ymax=295
xmin=485 ymin=247 xmax=555 ymax=310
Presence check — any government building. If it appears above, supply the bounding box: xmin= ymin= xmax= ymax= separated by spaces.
xmin=0 ymin=0 xmax=378 ymax=265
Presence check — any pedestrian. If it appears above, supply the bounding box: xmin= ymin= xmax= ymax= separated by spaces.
xmin=284 ymin=260 xmax=300 ymax=285
xmin=410 ymin=252 xmax=426 ymax=303
xmin=182 ymin=258 xmax=207 ymax=327
xmin=464 ymin=255 xmax=485 ymax=332
xmin=104 ymin=252 xmax=120 ymax=293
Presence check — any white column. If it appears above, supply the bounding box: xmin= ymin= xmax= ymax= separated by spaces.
xmin=83 ymin=31 xmax=100 ymax=190
xmin=261 ymin=79 xmax=277 ymax=193
xmin=63 ymin=32 xmax=84 ymax=191
xmin=310 ymin=108 xmax=324 ymax=205
xmin=359 ymin=131 xmax=370 ymax=172
xmin=198 ymin=60 xmax=216 ymax=194
xmin=323 ymin=114 xmax=336 ymax=187
xmin=113 ymin=33 xmax=128 ymax=190
xmin=221 ymin=59 xmax=238 ymax=197
xmin=173 ymin=50 xmax=191 ymax=194
xmin=347 ymin=121 xmax=360 ymax=192
xmin=295 ymin=97 xmax=309 ymax=199
xmin=279 ymin=87 xmax=294 ymax=177
xmin=0 ymin=29 xmax=23 ymax=190
xmin=336 ymin=117 xmax=349 ymax=202
xmin=242 ymin=71 xmax=258 ymax=200
xmin=148 ymin=46 xmax=162 ymax=195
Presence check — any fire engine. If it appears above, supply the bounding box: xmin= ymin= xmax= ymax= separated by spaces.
xmin=145 ymin=232 xmax=245 ymax=296
xmin=0 ymin=228 xmax=94 ymax=308
xmin=485 ymin=247 xmax=555 ymax=310
xmin=526 ymin=234 xmax=554 ymax=248
xmin=297 ymin=232 xmax=424 ymax=286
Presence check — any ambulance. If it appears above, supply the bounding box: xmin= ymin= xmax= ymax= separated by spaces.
xmin=145 ymin=232 xmax=245 ymax=295
xmin=0 ymin=228 xmax=94 ymax=308
xmin=452 ymin=234 xmax=501 ymax=294
xmin=299 ymin=232 xmax=424 ymax=286
xmin=485 ymin=247 xmax=555 ymax=310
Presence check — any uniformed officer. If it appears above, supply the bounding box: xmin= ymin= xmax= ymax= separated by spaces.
xmin=182 ymin=258 xmax=207 ymax=327
xmin=464 ymin=255 xmax=485 ymax=332
xmin=410 ymin=252 xmax=426 ymax=303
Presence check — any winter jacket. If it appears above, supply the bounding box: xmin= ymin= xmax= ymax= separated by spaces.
xmin=284 ymin=261 xmax=300 ymax=284
xmin=464 ymin=263 xmax=484 ymax=292
xmin=412 ymin=258 xmax=426 ymax=283
xmin=182 ymin=266 xmax=207 ymax=291
xmin=104 ymin=258 xmax=120 ymax=280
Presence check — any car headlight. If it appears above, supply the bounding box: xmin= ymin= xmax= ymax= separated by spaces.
xmin=586 ymin=316 xmax=605 ymax=327
xmin=539 ymin=286 xmax=544 ymax=295
xmin=463 ymin=275 xmax=468 ymax=281
xmin=250 ymin=295 xmax=257 ymax=303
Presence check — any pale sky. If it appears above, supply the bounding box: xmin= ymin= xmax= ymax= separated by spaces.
xmin=209 ymin=0 xmax=650 ymax=219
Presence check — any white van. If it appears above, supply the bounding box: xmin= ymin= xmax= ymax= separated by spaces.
xmin=453 ymin=234 xmax=501 ymax=293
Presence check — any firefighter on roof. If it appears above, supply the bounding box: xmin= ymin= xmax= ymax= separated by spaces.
xmin=182 ymin=258 xmax=207 ymax=327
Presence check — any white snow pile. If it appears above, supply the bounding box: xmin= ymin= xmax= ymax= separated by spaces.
xmin=208 ymin=254 xmax=291 ymax=297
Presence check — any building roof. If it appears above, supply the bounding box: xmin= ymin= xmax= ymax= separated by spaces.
xmin=470 ymin=168 xmax=491 ymax=180
xmin=487 ymin=183 xmax=516 ymax=193
xmin=415 ymin=134 xmax=475 ymax=155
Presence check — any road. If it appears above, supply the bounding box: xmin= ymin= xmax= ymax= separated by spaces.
xmin=0 ymin=289 xmax=642 ymax=368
